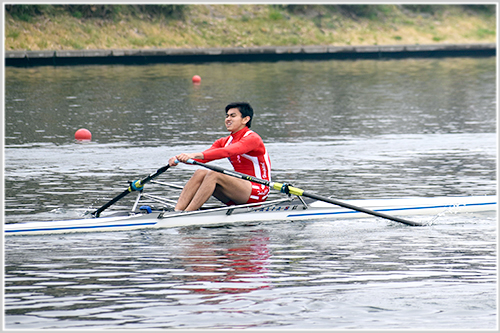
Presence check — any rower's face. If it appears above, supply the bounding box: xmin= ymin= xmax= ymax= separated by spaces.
xmin=225 ymin=108 xmax=249 ymax=133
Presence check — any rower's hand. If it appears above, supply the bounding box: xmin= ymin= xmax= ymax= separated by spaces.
xmin=171 ymin=153 xmax=204 ymax=165
xmin=168 ymin=156 xmax=180 ymax=166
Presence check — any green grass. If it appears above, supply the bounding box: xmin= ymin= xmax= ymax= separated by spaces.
xmin=6 ymin=29 xmax=20 ymax=39
xmin=476 ymin=28 xmax=496 ymax=38
xmin=4 ymin=4 xmax=497 ymax=51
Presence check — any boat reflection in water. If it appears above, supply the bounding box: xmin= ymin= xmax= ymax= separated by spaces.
xmin=167 ymin=230 xmax=272 ymax=297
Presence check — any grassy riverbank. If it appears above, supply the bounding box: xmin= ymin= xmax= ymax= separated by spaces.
xmin=4 ymin=4 xmax=496 ymax=51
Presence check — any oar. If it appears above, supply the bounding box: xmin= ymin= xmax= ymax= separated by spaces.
xmin=185 ymin=159 xmax=423 ymax=226
xmin=91 ymin=165 xmax=171 ymax=217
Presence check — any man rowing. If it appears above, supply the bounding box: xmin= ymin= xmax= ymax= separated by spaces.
xmin=168 ymin=102 xmax=271 ymax=211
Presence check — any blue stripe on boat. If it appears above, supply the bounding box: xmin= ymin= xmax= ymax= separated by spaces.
xmin=5 ymin=221 xmax=158 ymax=234
xmin=286 ymin=202 xmax=496 ymax=218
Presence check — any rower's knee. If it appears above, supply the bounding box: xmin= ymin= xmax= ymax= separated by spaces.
xmin=203 ymin=170 xmax=223 ymax=183
xmin=192 ymin=169 xmax=208 ymax=180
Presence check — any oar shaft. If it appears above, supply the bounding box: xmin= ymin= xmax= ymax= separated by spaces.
xmin=92 ymin=189 xmax=130 ymax=217
xmin=92 ymin=165 xmax=170 ymax=217
xmin=187 ymin=159 xmax=422 ymax=226
xmin=306 ymin=188 xmax=419 ymax=226
xmin=266 ymin=182 xmax=420 ymax=226
xmin=189 ymin=160 xmax=268 ymax=185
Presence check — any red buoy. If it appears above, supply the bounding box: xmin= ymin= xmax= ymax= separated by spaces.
xmin=75 ymin=128 xmax=92 ymax=141
xmin=192 ymin=75 xmax=201 ymax=84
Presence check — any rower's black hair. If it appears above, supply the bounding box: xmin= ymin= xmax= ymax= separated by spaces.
xmin=225 ymin=102 xmax=253 ymax=128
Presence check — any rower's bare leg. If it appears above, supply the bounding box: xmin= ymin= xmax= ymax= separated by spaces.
xmin=183 ymin=171 xmax=252 ymax=211
xmin=175 ymin=169 xmax=208 ymax=211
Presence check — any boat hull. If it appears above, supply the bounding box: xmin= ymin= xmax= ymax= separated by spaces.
xmin=4 ymin=196 xmax=496 ymax=236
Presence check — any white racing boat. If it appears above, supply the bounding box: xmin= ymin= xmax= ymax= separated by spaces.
xmin=4 ymin=193 xmax=496 ymax=236
xmin=5 ymin=162 xmax=497 ymax=236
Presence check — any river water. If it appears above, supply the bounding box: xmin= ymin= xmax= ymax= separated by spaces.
xmin=4 ymin=57 xmax=497 ymax=330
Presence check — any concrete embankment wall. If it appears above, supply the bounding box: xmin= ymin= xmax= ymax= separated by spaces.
xmin=5 ymin=43 xmax=496 ymax=67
